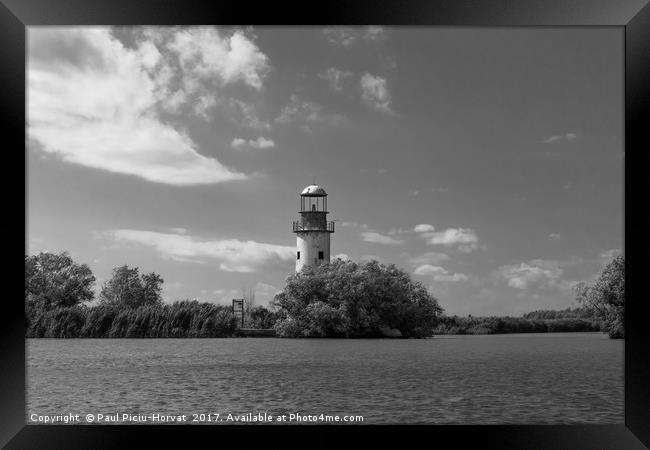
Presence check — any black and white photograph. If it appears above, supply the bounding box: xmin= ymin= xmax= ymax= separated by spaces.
xmin=21 ymin=23 xmax=629 ymax=429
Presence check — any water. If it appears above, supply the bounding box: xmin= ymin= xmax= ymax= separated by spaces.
xmin=26 ymin=333 xmax=623 ymax=424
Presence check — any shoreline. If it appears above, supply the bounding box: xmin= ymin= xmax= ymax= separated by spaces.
xmin=26 ymin=330 xmax=611 ymax=339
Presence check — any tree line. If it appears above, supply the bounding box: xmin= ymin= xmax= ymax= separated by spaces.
xmin=25 ymin=252 xmax=624 ymax=338
xmin=432 ymin=314 xmax=601 ymax=335
xmin=25 ymin=252 xmax=267 ymax=338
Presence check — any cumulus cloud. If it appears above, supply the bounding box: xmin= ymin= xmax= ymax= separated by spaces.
xmin=498 ymin=259 xmax=564 ymax=290
xmin=414 ymin=224 xmax=435 ymax=233
xmin=28 ymin=27 xmax=270 ymax=185
xmin=360 ymin=73 xmax=393 ymax=114
xmin=427 ymin=229 xmax=479 ymax=246
xmin=231 ymin=136 xmax=275 ymax=150
xmin=167 ymin=27 xmax=269 ymax=91
xmin=361 ymin=231 xmax=404 ymax=245
xmin=414 ymin=224 xmax=480 ymax=252
xmin=334 ymin=253 xmax=352 ymax=261
xmin=542 ymin=133 xmax=577 ymax=144
xmin=548 ymin=233 xmax=561 ymax=240
xmin=275 ymin=94 xmax=345 ymax=128
xmin=107 ymin=229 xmax=294 ymax=272
xmin=414 ymin=265 xmax=468 ymax=282
xmin=319 ymin=67 xmax=354 ymax=91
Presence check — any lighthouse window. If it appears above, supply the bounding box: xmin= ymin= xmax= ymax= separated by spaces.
xmin=297 ymin=251 xmax=300 ymax=260
xmin=318 ymin=251 xmax=324 ymax=260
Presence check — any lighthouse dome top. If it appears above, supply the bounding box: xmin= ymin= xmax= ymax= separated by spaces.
xmin=301 ymin=185 xmax=327 ymax=196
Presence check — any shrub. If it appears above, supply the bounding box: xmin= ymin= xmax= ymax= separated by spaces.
xmin=273 ymin=259 xmax=444 ymax=338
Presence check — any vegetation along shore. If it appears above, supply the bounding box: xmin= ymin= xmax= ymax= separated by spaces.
xmin=25 ymin=252 xmax=623 ymax=339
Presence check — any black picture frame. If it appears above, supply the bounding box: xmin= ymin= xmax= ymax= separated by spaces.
xmin=2 ymin=1 xmax=648 ymax=448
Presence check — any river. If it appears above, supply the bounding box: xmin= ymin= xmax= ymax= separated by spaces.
xmin=26 ymin=333 xmax=623 ymax=424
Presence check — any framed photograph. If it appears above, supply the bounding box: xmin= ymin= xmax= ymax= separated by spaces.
xmin=2 ymin=0 xmax=649 ymax=448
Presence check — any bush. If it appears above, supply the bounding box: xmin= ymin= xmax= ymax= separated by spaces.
xmin=273 ymin=259 xmax=444 ymax=338
xmin=431 ymin=315 xmax=601 ymax=335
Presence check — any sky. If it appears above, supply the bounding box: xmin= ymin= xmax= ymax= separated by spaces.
xmin=27 ymin=26 xmax=623 ymax=316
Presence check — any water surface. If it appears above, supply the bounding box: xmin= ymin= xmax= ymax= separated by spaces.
xmin=27 ymin=333 xmax=623 ymax=424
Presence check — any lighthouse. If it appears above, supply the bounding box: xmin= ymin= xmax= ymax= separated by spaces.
xmin=292 ymin=184 xmax=335 ymax=272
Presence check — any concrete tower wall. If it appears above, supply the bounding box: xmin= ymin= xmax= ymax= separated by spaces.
xmin=296 ymin=231 xmax=330 ymax=272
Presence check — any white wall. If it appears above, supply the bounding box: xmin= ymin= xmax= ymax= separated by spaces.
xmin=296 ymin=232 xmax=330 ymax=272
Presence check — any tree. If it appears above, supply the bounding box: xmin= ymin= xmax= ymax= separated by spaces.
xmin=25 ymin=252 xmax=96 ymax=310
xmin=248 ymin=305 xmax=280 ymax=329
xmin=99 ymin=265 xmax=163 ymax=309
xmin=575 ymin=255 xmax=625 ymax=338
xmin=273 ymin=259 xmax=444 ymax=338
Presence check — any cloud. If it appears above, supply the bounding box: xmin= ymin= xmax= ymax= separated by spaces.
xmin=169 ymin=227 xmax=187 ymax=234
xmin=231 ymin=136 xmax=275 ymax=150
xmin=193 ymin=94 xmax=218 ymax=121
xmin=414 ymin=225 xmax=480 ymax=252
xmin=319 ymin=67 xmax=354 ymax=91
xmin=542 ymin=133 xmax=578 ymax=144
xmin=229 ymin=99 xmax=271 ymax=130
xmin=414 ymin=265 xmax=468 ymax=282
xmin=167 ymin=27 xmax=269 ymax=91
xmin=340 ymin=221 xmax=369 ymax=229
xmin=275 ymin=94 xmax=345 ymax=127
xmin=409 ymin=252 xmax=450 ymax=265
xmin=322 ymin=27 xmax=387 ymax=47
xmin=414 ymin=224 xmax=435 ymax=233
xmin=548 ymin=233 xmax=561 ymax=240
xmin=361 ymin=232 xmax=404 ymax=245
xmin=107 ymin=229 xmax=294 ymax=272
xmin=408 ymin=190 xmax=420 ymax=197
xmin=497 ymin=259 xmax=564 ymax=289
xmin=28 ymin=27 xmax=269 ymax=185
xmin=360 ymin=73 xmax=393 ymax=114
xmin=323 ymin=28 xmax=358 ymax=47
xmin=334 ymin=253 xmax=352 ymax=261
xmin=364 ymin=26 xmax=387 ymax=42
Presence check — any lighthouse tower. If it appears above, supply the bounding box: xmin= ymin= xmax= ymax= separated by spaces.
xmin=292 ymin=184 xmax=335 ymax=272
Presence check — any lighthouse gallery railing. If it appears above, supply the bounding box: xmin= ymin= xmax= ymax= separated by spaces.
xmin=292 ymin=221 xmax=335 ymax=232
